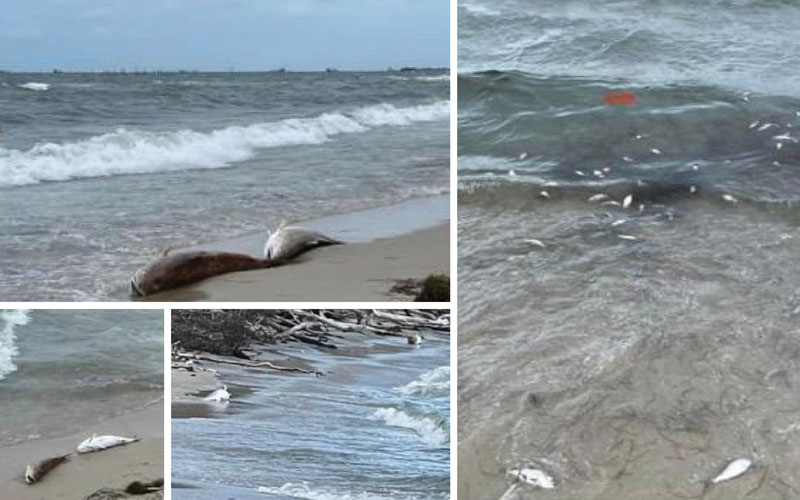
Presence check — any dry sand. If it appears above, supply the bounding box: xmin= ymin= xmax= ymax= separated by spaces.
xmin=0 ymin=403 xmax=164 ymax=500
xmin=142 ymin=223 xmax=449 ymax=301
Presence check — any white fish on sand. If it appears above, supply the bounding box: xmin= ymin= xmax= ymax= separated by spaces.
xmin=575 ymin=170 xmax=586 ymax=177
xmin=622 ymin=194 xmax=633 ymax=209
xmin=539 ymin=191 xmax=550 ymax=199
xmin=748 ymin=120 xmax=760 ymax=129
xmin=618 ymin=234 xmax=638 ymax=241
xmin=204 ymin=385 xmax=231 ymax=403
xmin=651 ymin=148 xmax=661 ymax=155
xmin=507 ymin=467 xmax=554 ymax=489
xmin=593 ymin=169 xmax=604 ymax=177
xmin=622 ymin=156 xmax=634 ymax=162
xmin=601 ymin=200 xmax=621 ymax=207
xmin=611 ymin=219 xmax=626 ymax=226
xmin=588 ymin=194 xmax=609 ymax=202
xmin=77 ymin=434 xmax=139 ymax=454
xmin=691 ymin=164 xmax=700 ymax=171
xmin=264 ymin=223 xmax=342 ymax=261
xmin=518 ymin=152 xmax=528 ymax=160
xmin=712 ymin=458 xmax=752 ymax=484
xmin=757 ymin=122 xmax=777 ymax=131
xmin=523 ymin=239 xmax=546 ymax=249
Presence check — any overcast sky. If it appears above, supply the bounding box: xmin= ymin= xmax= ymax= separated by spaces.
xmin=0 ymin=0 xmax=449 ymax=72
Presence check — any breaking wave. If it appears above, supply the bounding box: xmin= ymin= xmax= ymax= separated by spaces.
xmin=0 ymin=100 xmax=449 ymax=187
xmin=397 ymin=366 xmax=450 ymax=396
xmin=0 ymin=310 xmax=31 ymax=380
xmin=370 ymin=407 xmax=448 ymax=446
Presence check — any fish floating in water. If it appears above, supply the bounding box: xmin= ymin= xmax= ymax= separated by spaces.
xmin=77 ymin=434 xmax=139 ymax=454
xmin=523 ymin=239 xmax=546 ymax=249
xmin=204 ymin=385 xmax=231 ymax=403
xmin=622 ymin=194 xmax=633 ymax=209
xmin=25 ymin=454 xmax=70 ymax=484
xmin=507 ymin=467 xmax=555 ymax=489
xmin=588 ymin=194 xmax=609 ymax=202
xmin=712 ymin=458 xmax=753 ymax=484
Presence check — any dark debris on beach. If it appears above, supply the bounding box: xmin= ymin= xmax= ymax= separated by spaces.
xmin=172 ymin=309 xmax=450 ymax=359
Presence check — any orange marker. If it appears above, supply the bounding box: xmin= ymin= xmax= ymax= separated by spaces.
xmin=604 ymin=91 xmax=637 ymax=106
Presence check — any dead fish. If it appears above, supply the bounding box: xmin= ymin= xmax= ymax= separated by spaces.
xmin=26 ymin=454 xmax=70 ymax=484
xmin=722 ymin=194 xmax=738 ymax=204
xmin=523 ymin=239 xmax=546 ymax=249
xmin=691 ymin=164 xmax=700 ymax=171
xmin=618 ymin=234 xmax=638 ymax=241
xmin=622 ymin=156 xmax=634 ymax=162
xmin=757 ymin=123 xmax=777 ymax=131
xmin=539 ymin=191 xmax=550 ymax=199
xmin=622 ymin=194 xmax=633 ymax=209
xmin=518 ymin=152 xmax=528 ymax=160
xmin=574 ymin=170 xmax=586 ymax=177
xmin=588 ymin=194 xmax=609 ymax=202
xmin=749 ymin=120 xmax=760 ymax=129
xmin=602 ymin=167 xmax=611 ymax=173
xmin=593 ymin=169 xmax=604 ymax=177
xmin=77 ymin=434 xmax=139 ymax=454
xmin=507 ymin=467 xmax=555 ymax=489
xmin=712 ymin=458 xmax=752 ymax=484
xmin=601 ymin=200 xmax=621 ymax=207
xmin=611 ymin=219 xmax=626 ymax=226
xmin=651 ymin=148 xmax=661 ymax=155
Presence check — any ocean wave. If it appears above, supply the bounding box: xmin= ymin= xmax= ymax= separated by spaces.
xmin=0 ymin=100 xmax=449 ymax=187
xmin=397 ymin=366 xmax=450 ymax=396
xmin=370 ymin=408 xmax=448 ymax=446
xmin=0 ymin=310 xmax=31 ymax=380
xmin=257 ymin=482 xmax=440 ymax=500
xmin=18 ymin=82 xmax=49 ymax=91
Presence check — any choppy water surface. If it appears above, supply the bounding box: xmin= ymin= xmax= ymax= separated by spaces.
xmin=0 ymin=309 xmax=163 ymax=447
xmin=458 ymin=1 xmax=800 ymax=499
xmin=0 ymin=70 xmax=449 ymax=300
xmin=172 ymin=335 xmax=450 ymax=500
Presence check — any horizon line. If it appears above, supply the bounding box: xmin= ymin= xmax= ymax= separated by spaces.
xmin=0 ymin=66 xmax=450 ymax=74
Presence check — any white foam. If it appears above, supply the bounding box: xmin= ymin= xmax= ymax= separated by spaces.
xmin=18 ymin=82 xmax=49 ymax=91
xmin=370 ymin=408 xmax=447 ymax=446
xmin=257 ymin=482 xmax=424 ymax=500
xmin=388 ymin=75 xmax=450 ymax=82
xmin=398 ymin=366 xmax=450 ymax=396
xmin=0 ymin=100 xmax=449 ymax=187
xmin=0 ymin=310 xmax=31 ymax=380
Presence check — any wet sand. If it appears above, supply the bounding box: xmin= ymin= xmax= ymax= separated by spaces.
xmin=0 ymin=402 xmax=164 ymax=500
xmin=143 ymin=223 xmax=449 ymax=302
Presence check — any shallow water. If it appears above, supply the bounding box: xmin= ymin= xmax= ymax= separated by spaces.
xmin=0 ymin=71 xmax=449 ymax=300
xmin=458 ymin=1 xmax=800 ymax=498
xmin=172 ymin=334 xmax=450 ymax=500
xmin=0 ymin=309 xmax=163 ymax=447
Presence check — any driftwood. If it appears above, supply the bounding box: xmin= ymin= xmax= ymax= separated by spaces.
xmin=172 ymin=309 xmax=449 ymax=362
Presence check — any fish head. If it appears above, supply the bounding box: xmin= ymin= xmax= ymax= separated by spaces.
xmin=130 ymin=269 xmax=146 ymax=297
xmin=25 ymin=464 xmax=35 ymax=484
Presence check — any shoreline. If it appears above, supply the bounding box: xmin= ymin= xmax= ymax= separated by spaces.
xmin=0 ymin=401 xmax=164 ymax=500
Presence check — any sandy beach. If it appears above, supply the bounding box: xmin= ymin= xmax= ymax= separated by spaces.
xmin=0 ymin=402 xmax=164 ymax=500
xmin=142 ymin=222 xmax=449 ymax=302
